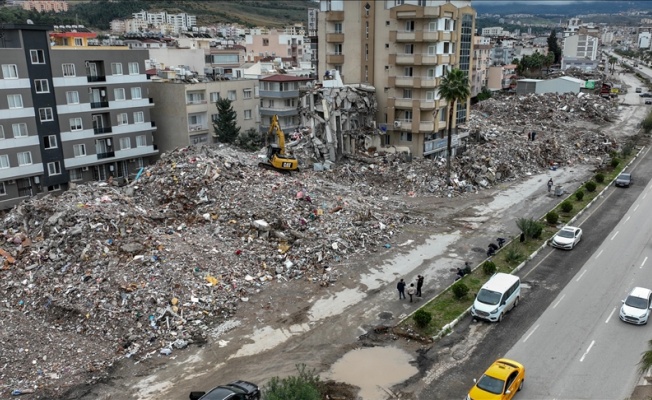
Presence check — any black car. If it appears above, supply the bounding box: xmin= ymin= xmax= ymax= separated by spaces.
xmin=615 ymin=173 xmax=632 ymax=187
xmin=640 ymin=92 xmax=652 ymax=98
xmin=189 ymin=380 xmax=261 ymax=400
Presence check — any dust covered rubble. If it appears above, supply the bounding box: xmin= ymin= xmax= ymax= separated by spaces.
xmin=0 ymin=146 xmax=426 ymax=398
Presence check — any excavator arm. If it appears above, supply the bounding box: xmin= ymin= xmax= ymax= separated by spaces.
xmin=260 ymin=115 xmax=299 ymax=173
xmin=268 ymin=115 xmax=286 ymax=156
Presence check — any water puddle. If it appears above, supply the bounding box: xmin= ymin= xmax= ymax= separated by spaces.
xmin=324 ymin=346 xmax=418 ymax=399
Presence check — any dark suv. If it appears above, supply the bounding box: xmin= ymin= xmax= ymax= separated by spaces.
xmin=189 ymin=380 xmax=261 ymax=400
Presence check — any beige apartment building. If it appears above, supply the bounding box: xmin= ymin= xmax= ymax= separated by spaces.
xmin=472 ymin=35 xmax=490 ymax=96
xmin=317 ymin=0 xmax=475 ymax=158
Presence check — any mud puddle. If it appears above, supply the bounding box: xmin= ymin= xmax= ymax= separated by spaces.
xmin=324 ymin=346 xmax=418 ymax=399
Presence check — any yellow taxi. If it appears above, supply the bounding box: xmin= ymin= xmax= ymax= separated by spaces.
xmin=466 ymin=358 xmax=525 ymax=400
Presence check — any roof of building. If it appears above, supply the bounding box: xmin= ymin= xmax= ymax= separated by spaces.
xmin=518 ymin=78 xmax=543 ymax=82
xmin=557 ymin=76 xmax=586 ymax=84
xmin=260 ymin=74 xmax=313 ymax=82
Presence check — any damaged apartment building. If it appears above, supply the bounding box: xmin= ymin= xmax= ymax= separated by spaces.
xmin=316 ymin=0 xmax=475 ymax=159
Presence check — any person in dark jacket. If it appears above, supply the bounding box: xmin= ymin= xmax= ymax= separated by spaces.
xmin=397 ymin=279 xmax=406 ymax=300
xmin=416 ymin=275 xmax=424 ymax=297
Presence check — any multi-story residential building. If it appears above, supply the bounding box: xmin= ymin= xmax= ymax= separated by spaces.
xmin=308 ymin=8 xmax=320 ymax=74
xmin=481 ymin=27 xmax=505 ymax=37
xmin=149 ymin=79 xmax=259 ymax=152
xmin=490 ymin=43 xmax=515 ymax=66
xmin=244 ymin=29 xmax=307 ymax=66
xmin=132 ymin=10 xmax=196 ymax=34
xmin=21 ymin=0 xmax=68 ymax=13
xmin=487 ymin=64 xmax=517 ymax=90
xmin=317 ymin=0 xmax=475 ymax=159
xmin=259 ymin=75 xmax=312 ymax=135
xmin=639 ymin=32 xmax=651 ymax=49
xmin=0 ymin=24 xmax=157 ymax=210
xmin=562 ymin=34 xmax=598 ymax=60
xmin=471 ymin=36 xmax=490 ymax=96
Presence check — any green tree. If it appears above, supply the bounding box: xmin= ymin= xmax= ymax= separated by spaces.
xmin=236 ymin=127 xmax=265 ymax=151
xmin=439 ymin=68 xmax=470 ymax=181
xmin=213 ymin=98 xmax=240 ymax=144
xmin=608 ymin=56 xmax=618 ymax=74
xmin=547 ymin=29 xmax=562 ymax=64
xmin=263 ymin=364 xmax=321 ymax=400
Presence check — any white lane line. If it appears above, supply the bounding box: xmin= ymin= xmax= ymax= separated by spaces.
xmin=580 ymin=340 xmax=595 ymax=362
xmin=595 ymin=249 xmax=603 ymax=259
xmin=644 ymin=192 xmax=648 ymax=199
xmin=611 ymin=231 xmax=619 ymax=240
xmin=625 ymin=215 xmax=631 ymax=223
xmin=576 ymin=269 xmax=587 ymax=282
xmin=634 ymin=204 xmax=640 ymax=212
xmin=523 ymin=324 xmax=540 ymax=343
xmin=642 ymin=257 xmax=649 ymax=269
xmin=605 ymin=307 xmax=616 ymax=323
xmin=553 ymin=294 xmax=565 ymax=309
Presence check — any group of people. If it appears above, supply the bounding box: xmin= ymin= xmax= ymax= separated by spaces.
xmin=396 ymin=275 xmax=424 ymax=303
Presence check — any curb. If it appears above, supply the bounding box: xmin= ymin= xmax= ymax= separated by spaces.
xmin=405 ymin=146 xmax=646 ymax=340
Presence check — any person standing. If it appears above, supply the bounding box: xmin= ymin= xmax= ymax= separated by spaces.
xmin=397 ymin=279 xmax=406 ymax=300
xmin=416 ymin=275 xmax=424 ymax=297
xmin=547 ymin=178 xmax=553 ymax=193
xmin=407 ymin=283 xmax=417 ymax=303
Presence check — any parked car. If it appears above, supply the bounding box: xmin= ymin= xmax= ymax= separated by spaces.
xmin=615 ymin=173 xmax=632 ymax=187
xmin=620 ymin=287 xmax=652 ymax=325
xmin=646 ymin=99 xmax=652 ymax=105
xmin=467 ymin=358 xmax=525 ymax=400
xmin=551 ymin=226 xmax=583 ymax=250
xmin=189 ymin=380 xmax=261 ymax=400
xmin=636 ymin=87 xmax=643 ymax=93
xmin=640 ymin=92 xmax=652 ymax=97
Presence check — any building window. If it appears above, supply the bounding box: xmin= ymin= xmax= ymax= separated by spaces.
xmin=244 ymin=110 xmax=252 ymax=120
xmin=403 ymin=89 xmax=412 ymax=99
xmin=70 ymin=117 xmax=83 ymax=131
xmin=334 ymin=43 xmax=343 ymax=55
xmin=47 ymin=184 xmax=61 ymax=192
xmin=366 ymin=21 xmax=369 ymax=38
xmin=47 ymin=161 xmax=61 ymax=176
xmin=0 ymin=126 xmax=3 ymax=140
xmin=39 ymin=108 xmax=54 ymax=122
xmin=1 ymin=64 xmax=18 ymax=79
xmin=440 ymin=107 xmax=446 ymax=121
xmin=62 ymin=63 xmax=76 ymax=77
xmin=74 ymin=37 xmax=83 ymax=46
xmin=0 ymin=182 xmax=5 ymax=196
xmin=210 ymin=92 xmax=220 ymax=103
xmin=405 ymin=20 xmax=415 ymax=32
xmin=12 ymin=123 xmax=27 ymax=138
xmin=136 ymin=135 xmax=147 ymax=147
xmin=70 ymin=168 xmax=83 ymax=181
xmin=263 ymin=38 xmax=269 ymax=46
xmin=114 ymin=88 xmax=126 ymax=101
xmin=404 ymin=67 xmax=413 ymax=76
xmin=111 ymin=63 xmax=123 ymax=75
xmin=243 ymin=89 xmax=252 ymax=99
xmin=73 ymin=144 xmax=86 ymax=157
xmin=0 ymin=155 xmax=9 ymax=168
xmin=131 ymin=87 xmax=142 ymax=99
xmin=426 ymin=90 xmax=435 ymax=101
xmin=227 ymin=90 xmax=236 ymax=100
xmin=334 ymin=23 xmax=342 ymax=33
xmin=428 ymin=44 xmax=436 ymax=56
xmin=44 ymin=135 xmax=57 ymax=149
xmin=133 ymin=111 xmax=144 ymax=123
xmin=404 ymin=44 xmax=414 ymax=54
xmin=128 ymin=62 xmax=139 ymax=75
xmin=117 ymin=113 xmax=128 ymax=125
xmin=119 ymin=137 xmax=131 ymax=150
xmin=17 ymin=151 xmax=32 ymax=166
xmin=400 ymin=132 xmax=413 ymax=141
xmin=30 ymin=49 xmax=45 ymax=64
xmin=66 ymin=91 xmax=79 ymax=104
xmin=34 ymin=79 xmax=49 ymax=93
xmin=7 ymin=94 xmax=23 ymax=109
xmin=211 ymin=113 xmax=218 ymax=122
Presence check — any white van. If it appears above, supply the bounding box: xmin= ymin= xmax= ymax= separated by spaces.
xmin=471 ymin=273 xmax=520 ymax=323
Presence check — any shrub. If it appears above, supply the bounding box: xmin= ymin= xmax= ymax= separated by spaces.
xmin=516 ymin=217 xmax=543 ymax=239
xmin=264 ymin=364 xmax=321 ymax=400
xmin=585 ymin=181 xmax=597 ymax=192
xmin=532 ymin=223 xmax=543 ymax=239
xmin=560 ymin=200 xmax=573 ymax=213
xmin=610 ymin=158 xmax=620 ymax=168
xmin=546 ymin=211 xmax=559 ymax=225
xmin=413 ymin=310 xmax=433 ymax=328
xmin=482 ymin=260 xmax=497 ymax=275
xmin=505 ymin=247 xmax=524 ymax=264
xmin=575 ymin=190 xmax=585 ymax=201
xmin=451 ymin=281 xmax=469 ymax=299
xmin=595 ymin=173 xmax=605 ymax=183
xmin=622 ymin=142 xmax=634 ymax=157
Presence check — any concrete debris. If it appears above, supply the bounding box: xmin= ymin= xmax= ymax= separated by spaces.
xmin=0 ymin=89 xmax=627 ymax=398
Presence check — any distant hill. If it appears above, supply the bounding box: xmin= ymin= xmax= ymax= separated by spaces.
xmin=472 ymin=0 xmax=652 ymax=17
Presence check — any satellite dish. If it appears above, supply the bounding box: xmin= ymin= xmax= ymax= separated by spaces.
xmin=26 ymin=19 xmax=34 ymax=25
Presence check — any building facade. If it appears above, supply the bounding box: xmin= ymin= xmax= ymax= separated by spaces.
xmin=317 ymin=0 xmax=475 ymax=158
xmin=0 ymin=24 xmax=157 ymax=210
xmin=562 ymin=34 xmax=599 ymax=60
xmin=471 ymin=35 xmax=490 ymax=96
xmin=259 ymin=75 xmax=312 ymax=135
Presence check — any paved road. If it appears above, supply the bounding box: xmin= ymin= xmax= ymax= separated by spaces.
xmin=418 ymin=145 xmax=652 ymax=399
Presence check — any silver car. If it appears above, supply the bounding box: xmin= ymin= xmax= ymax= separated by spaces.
xmin=551 ymin=226 xmax=582 ymax=250
xmin=620 ymin=287 xmax=652 ymax=325
xmin=615 ymin=173 xmax=632 ymax=187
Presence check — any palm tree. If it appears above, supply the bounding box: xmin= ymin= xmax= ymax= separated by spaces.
xmin=439 ymin=68 xmax=470 ymax=181
xmin=608 ymin=56 xmax=617 ymax=74
xmin=639 ymin=339 xmax=652 ymax=375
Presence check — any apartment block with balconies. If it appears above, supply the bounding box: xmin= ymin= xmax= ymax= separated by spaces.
xmin=317 ymin=0 xmax=474 ymax=158
xmin=258 ymin=74 xmax=313 ymax=134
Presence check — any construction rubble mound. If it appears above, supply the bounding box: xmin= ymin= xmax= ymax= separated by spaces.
xmin=0 ymin=91 xmax=625 ymax=398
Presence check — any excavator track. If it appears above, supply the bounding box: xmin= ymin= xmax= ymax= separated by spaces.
xmin=258 ymin=162 xmax=293 ymax=174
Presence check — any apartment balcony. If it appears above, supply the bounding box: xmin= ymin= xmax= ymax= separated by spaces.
xmin=326 ymin=32 xmax=344 ymax=43
xmin=393 ymin=76 xmax=416 ymax=87
xmin=186 ymin=99 xmax=207 ymax=105
xmin=188 ymin=124 xmax=208 ymax=133
xmin=90 ymin=101 xmax=109 ymax=109
xmin=259 ymin=90 xmax=300 ymax=99
xmin=94 ymin=127 xmax=112 ymax=134
xmin=87 ymin=74 xmax=106 ymax=83
xmin=423 ymin=137 xmax=448 ymax=156
xmin=259 ymin=107 xmax=299 ymax=117
xmin=326 ymin=53 xmax=344 ymax=64
xmin=437 ymin=54 xmax=453 ymax=65
xmin=394 ymin=30 xmax=417 ymax=42
xmin=394 ymin=98 xmax=415 ymax=109
xmin=395 ymin=53 xmax=416 ymax=65
xmin=97 ymin=151 xmax=115 ymax=160
xmin=326 ymin=11 xmax=344 ymax=21
xmin=421 ymin=54 xmax=438 ymax=65
xmin=421 ymin=76 xmax=438 ymax=88
xmin=423 ymin=31 xmax=439 ymax=41
xmin=419 ymin=120 xmax=435 ymax=132
xmin=419 ymin=100 xmax=437 ymax=110
xmin=437 ymin=31 xmax=455 ymax=42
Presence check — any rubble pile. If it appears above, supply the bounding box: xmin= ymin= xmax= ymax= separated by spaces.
xmin=0 ymin=145 xmax=424 ymax=398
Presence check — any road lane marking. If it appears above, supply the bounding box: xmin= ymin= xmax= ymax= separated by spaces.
xmin=579 ymin=340 xmax=595 ymax=362
xmin=523 ymin=324 xmax=539 ymax=343
xmin=552 ymin=294 xmax=565 ymax=309
xmin=625 ymin=215 xmax=631 ymax=223
xmin=576 ymin=269 xmax=587 ymax=282
xmin=634 ymin=204 xmax=640 ymax=212
xmin=611 ymin=231 xmax=619 ymax=240
xmin=606 ymin=307 xmax=616 ymax=323
xmin=595 ymin=249 xmax=603 ymax=259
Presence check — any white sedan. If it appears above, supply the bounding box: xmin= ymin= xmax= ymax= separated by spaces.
xmin=551 ymin=226 xmax=583 ymax=250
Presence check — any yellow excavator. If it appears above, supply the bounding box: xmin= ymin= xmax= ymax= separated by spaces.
xmin=259 ymin=115 xmax=299 ymax=173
